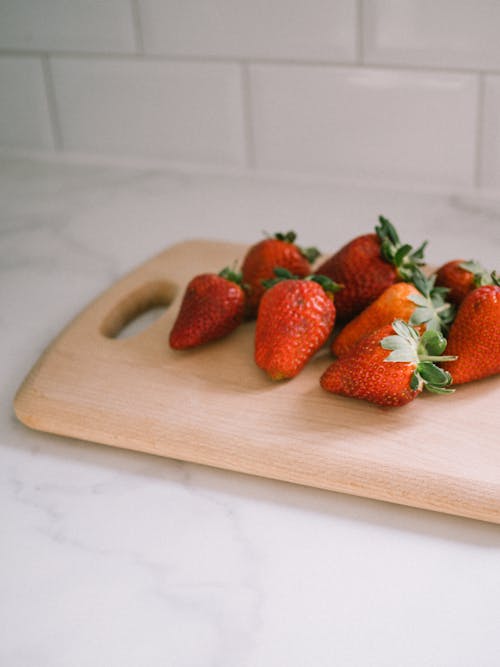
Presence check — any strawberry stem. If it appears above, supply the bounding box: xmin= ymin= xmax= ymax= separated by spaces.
xmin=264 ymin=231 xmax=320 ymax=265
xmin=274 ymin=231 xmax=297 ymax=243
xmin=218 ymin=266 xmax=245 ymax=286
xmin=262 ymin=268 xmax=343 ymax=296
xmin=381 ymin=320 xmax=456 ymax=394
xmin=307 ymin=274 xmax=343 ymax=295
xmin=376 ymin=215 xmax=427 ymax=282
xmin=408 ymin=267 xmax=455 ymax=334
xmin=419 ymin=355 xmax=457 ymax=362
xmin=460 ymin=260 xmax=498 ymax=287
xmin=300 ymin=246 xmax=321 ymax=264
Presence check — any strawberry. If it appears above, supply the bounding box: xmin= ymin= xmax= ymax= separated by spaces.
xmin=321 ymin=319 xmax=456 ymax=407
xmin=332 ymin=283 xmax=419 ymax=357
xmin=316 ymin=216 xmax=427 ymax=322
xmin=441 ymin=280 xmax=500 ymax=384
xmin=241 ymin=231 xmax=320 ymax=316
xmin=435 ymin=259 xmax=494 ymax=304
xmin=255 ymin=269 xmax=341 ymax=380
xmin=331 ymin=272 xmax=454 ymax=357
xmin=169 ymin=268 xmax=246 ymax=349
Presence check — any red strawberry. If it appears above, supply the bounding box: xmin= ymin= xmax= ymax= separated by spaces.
xmin=242 ymin=231 xmax=319 ymax=316
xmin=332 ymin=283 xmax=420 ymax=357
xmin=441 ymin=280 xmax=500 ymax=384
xmin=321 ymin=319 xmax=455 ymax=407
xmin=169 ymin=268 xmax=246 ymax=349
xmin=255 ymin=270 xmax=341 ymax=380
xmin=331 ymin=270 xmax=455 ymax=357
xmin=316 ymin=216 xmax=427 ymax=322
xmin=435 ymin=259 xmax=493 ymax=304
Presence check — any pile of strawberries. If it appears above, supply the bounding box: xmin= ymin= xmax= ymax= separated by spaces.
xmin=169 ymin=218 xmax=500 ymax=408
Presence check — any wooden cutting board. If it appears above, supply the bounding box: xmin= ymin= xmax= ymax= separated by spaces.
xmin=14 ymin=240 xmax=500 ymax=524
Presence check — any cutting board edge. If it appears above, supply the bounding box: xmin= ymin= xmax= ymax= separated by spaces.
xmin=13 ymin=386 xmax=500 ymax=526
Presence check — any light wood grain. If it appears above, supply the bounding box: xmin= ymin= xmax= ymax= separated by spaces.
xmin=14 ymin=240 xmax=500 ymax=523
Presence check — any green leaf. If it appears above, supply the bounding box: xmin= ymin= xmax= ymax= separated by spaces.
xmin=417 ymin=362 xmax=450 ymax=386
xmin=419 ymin=329 xmax=447 ymax=356
xmin=308 ymin=274 xmax=343 ymax=294
xmin=391 ymin=318 xmax=413 ymax=339
xmin=410 ymin=371 xmax=421 ymax=391
xmin=274 ymin=267 xmax=294 ymax=279
xmin=381 ymin=335 xmax=408 ymax=351
xmin=425 ymin=384 xmax=455 ymax=395
xmin=380 ymin=239 xmax=396 ymax=264
xmin=410 ymin=267 xmax=430 ymax=296
xmin=274 ymin=231 xmax=297 ymax=243
xmin=409 ymin=307 xmax=433 ymax=326
xmin=394 ymin=244 xmax=413 ymax=267
xmin=300 ymin=246 xmax=321 ymax=264
xmin=382 ymin=322 xmax=420 ymax=363
xmin=431 ymin=285 xmax=450 ymax=298
xmin=460 ymin=260 xmax=484 ymax=275
xmin=384 ymin=349 xmax=417 ymax=363
xmin=459 ymin=260 xmax=495 ymax=287
xmin=261 ymin=266 xmax=295 ymax=289
xmin=218 ymin=266 xmax=243 ymax=285
xmin=376 ymin=215 xmax=400 ymax=245
xmin=374 ymin=217 xmax=427 ymax=280
xmin=410 ymin=241 xmax=428 ymax=262
xmin=407 ymin=293 xmax=429 ymax=308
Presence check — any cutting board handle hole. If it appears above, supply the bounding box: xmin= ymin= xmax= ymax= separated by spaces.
xmin=100 ymin=280 xmax=176 ymax=339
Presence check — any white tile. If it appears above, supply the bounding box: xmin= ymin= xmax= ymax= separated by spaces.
xmin=139 ymin=0 xmax=357 ymax=62
xmin=51 ymin=58 xmax=246 ymax=166
xmin=0 ymin=57 xmax=54 ymax=150
xmin=480 ymin=76 xmax=500 ymax=189
xmin=0 ymin=0 xmax=136 ymax=53
xmin=364 ymin=0 xmax=500 ymax=71
xmin=250 ymin=65 xmax=477 ymax=188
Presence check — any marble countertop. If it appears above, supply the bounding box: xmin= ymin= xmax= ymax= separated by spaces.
xmin=2 ymin=154 xmax=500 ymax=667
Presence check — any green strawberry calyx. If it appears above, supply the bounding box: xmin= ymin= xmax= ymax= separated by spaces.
xmin=262 ymin=267 xmax=343 ymax=297
xmin=380 ymin=319 xmax=457 ymax=395
xmin=407 ymin=267 xmax=455 ymax=334
xmin=218 ymin=266 xmax=247 ymax=290
xmin=269 ymin=231 xmax=321 ymax=265
xmin=460 ymin=260 xmax=498 ymax=287
xmin=376 ymin=215 xmax=427 ymax=281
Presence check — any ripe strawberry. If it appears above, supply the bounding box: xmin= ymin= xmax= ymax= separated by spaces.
xmin=332 ymin=283 xmax=419 ymax=357
xmin=169 ymin=268 xmax=246 ymax=349
xmin=321 ymin=319 xmax=456 ymax=407
xmin=435 ymin=259 xmax=493 ymax=304
xmin=241 ymin=231 xmax=320 ymax=316
xmin=316 ymin=216 xmax=427 ymax=322
xmin=255 ymin=269 xmax=341 ymax=380
xmin=441 ymin=280 xmax=500 ymax=384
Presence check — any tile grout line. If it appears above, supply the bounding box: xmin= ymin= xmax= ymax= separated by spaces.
xmin=40 ymin=54 xmax=63 ymax=151
xmin=2 ymin=48 xmax=500 ymax=76
xmin=130 ymin=0 xmax=145 ymax=54
xmin=241 ymin=63 xmax=256 ymax=170
xmin=474 ymin=73 xmax=486 ymax=189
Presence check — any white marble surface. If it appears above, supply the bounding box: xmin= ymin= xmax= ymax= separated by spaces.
xmin=1 ymin=154 xmax=500 ymax=667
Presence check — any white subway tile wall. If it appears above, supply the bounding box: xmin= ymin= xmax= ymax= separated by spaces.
xmin=480 ymin=76 xmax=500 ymax=189
xmin=250 ymin=66 xmax=477 ymax=187
xmin=51 ymin=58 xmax=246 ymax=166
xmin=363 ymin=0 xmax=500 ymax=71
xmin=0 ymin=57 xmax=54 ymax=150
xmin=138 ymin=0 xmax=357 ymax=62
xmin=0 ymin=0 xmax=499 ymax=190
xmin=0 ymin=0 xmax=137 ymax=53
